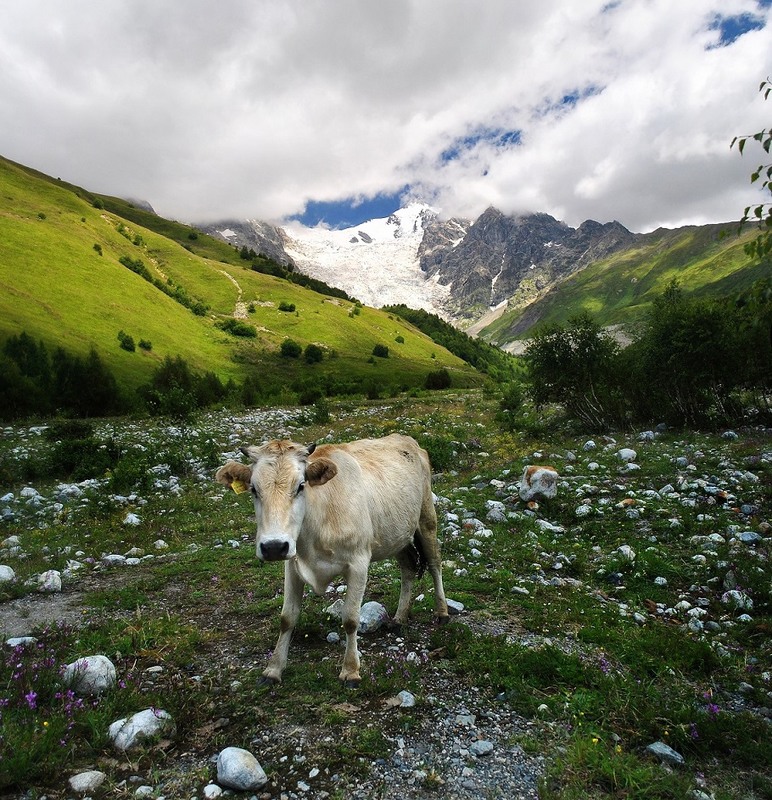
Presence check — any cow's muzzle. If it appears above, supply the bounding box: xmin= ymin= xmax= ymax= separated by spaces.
xmin=259 ymin=539 xmax=291 ymax=561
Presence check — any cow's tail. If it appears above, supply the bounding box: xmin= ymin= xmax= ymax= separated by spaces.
xmin=411 ymin=531 xmax=428 ymax=579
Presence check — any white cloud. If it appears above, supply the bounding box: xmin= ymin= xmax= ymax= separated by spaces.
xmin=0 ymin=0 xmax=769 ymax=231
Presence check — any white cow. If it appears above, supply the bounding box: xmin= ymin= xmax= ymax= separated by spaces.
xmin=215 ymin=434 xmax=449 ymax=686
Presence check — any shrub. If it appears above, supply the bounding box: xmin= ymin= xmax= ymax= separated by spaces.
xmin=280 ymin=339 xmax=302 ymax=358
xmin=395 ymin=335 xmax=405 ymax=344
xmin=420 ymin=435 xmax=456 ymax=472
xmin=278 ymin=301 xmax=296 ymax=312
xmin=138 ymin=339 xmax=152 ymax=351
xmin=372 ymin=344 xmax=389 ymax=358
xmin=215 ymin=318 xmax=256 ymax=338
xmin=304 ymin=344 xmax=324 ymax=364
xmin=117 ymin=330 xmax=136 ymax=352
xmin=425 ymin=368 xmax=451 ymax=390
xmin=93 ymin=243 xmax=102 ymax=255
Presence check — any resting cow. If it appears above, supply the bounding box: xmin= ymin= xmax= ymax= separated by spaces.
xmin=214 ymin=434 xmax=449 ymax=687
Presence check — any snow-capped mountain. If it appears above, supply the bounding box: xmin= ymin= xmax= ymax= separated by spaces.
xmin=200 ymin=203 xmax=637 ymax=329
xmin=280 ymin=203 xmax=452 ymax=315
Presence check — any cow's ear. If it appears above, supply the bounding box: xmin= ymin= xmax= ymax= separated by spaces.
xmin=214 ymin=461 xmax=252 ymax=487
xmin=240 ymin=445 xmax=262 ymax=463
xmin=305 ymin=457 xmax=337 ymax=487
xmin=306 ymin=443 xmax=316 ymax=456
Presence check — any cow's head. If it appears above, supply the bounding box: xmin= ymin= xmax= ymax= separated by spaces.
xmin=215 ymin=440 xmax=337 ymax=562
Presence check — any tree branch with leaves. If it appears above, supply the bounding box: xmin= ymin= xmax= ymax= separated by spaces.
xmin=731 ymin=77 xmax=772 ymax=262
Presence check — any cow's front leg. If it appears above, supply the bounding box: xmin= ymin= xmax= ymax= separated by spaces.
xmin=340 ymin=561 xmax=369 ymax=688
xmin=262 ymin=560 xmax=304 ymax=684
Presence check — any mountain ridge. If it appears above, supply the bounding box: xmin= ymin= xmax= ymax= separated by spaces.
xmin=200 ymin=204 xmax=759 ymax=343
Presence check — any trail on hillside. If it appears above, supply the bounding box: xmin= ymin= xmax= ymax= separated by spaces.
xmin=217 ymin=269 xmax=248 ymax=318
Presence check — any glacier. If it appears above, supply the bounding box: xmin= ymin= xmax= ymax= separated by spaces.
xmin=281 ymin=203 xmax=453 ymax=316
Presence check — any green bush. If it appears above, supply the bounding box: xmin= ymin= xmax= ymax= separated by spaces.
xmin=372 ymin=344 xmax=389 ymax=358
xmin=280 ymin=339 xmax=302 ymax=358
xmin=425 ymin=368 xmax=451 ymax=390
xmin=117 ymin=330 xmax=136 ymax=352
xmin=215 ymin=318 xmax=256 ymax=338
xmin=304 ymin=343 xmax=324 ymax=363
xmin=278 ymin=301 xmax=296 ymax=312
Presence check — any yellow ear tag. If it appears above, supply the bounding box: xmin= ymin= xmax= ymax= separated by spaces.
xmin=230 ymin=479 xmax=248 ymax=495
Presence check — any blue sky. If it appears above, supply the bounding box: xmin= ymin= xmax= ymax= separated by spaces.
xmin=1 ymin=1 xmax=771 ymax=232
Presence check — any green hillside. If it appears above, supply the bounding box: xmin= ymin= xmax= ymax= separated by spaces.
xmin=481 ymin=222 xmax=765 ymax=345
xmin=0 ymin=156 xmax=480 ymax=403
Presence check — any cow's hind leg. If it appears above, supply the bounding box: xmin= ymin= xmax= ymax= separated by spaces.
xmin=417 ymin=493 xmax=450 ymax=623
xmin=261 ymin=560 xmax=304 ymax=685
xmin=394 ymin=545 xmax=419 ymax=625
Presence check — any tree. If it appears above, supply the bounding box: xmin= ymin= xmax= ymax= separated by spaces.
xmin=731 ymin=77 xmax=772 ymax=262
xmin=524 ymin=313 xmax=623 ymax=430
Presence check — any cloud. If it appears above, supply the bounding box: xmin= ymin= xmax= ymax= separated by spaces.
xmin=0 ymin=0 xmax=770 ymax=231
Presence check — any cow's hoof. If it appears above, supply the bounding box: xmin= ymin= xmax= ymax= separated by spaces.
xmin=343 ymin=678 xmax=361 ymax=689
xmin=436 ymin=614 xmax=451 ymax=626
xmin=257 ymin=675 xmax=279 ymax=689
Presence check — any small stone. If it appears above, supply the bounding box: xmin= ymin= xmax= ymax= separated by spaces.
xmin=618 ymin=448 xmax=637 ymax=462
xmin=63 ymin=654 xmax=117 ymax=695
xmin=359 ymin=601 xmax=389 ymax=633
xmin=203 ymin=784 xmax=224 ymax=799
xmin=69 ymin=770 xmax=107 ymax=794
xmin=217 ymin=746 xmax=268 ymax=791
xmin=397 ymin=690 xmax=416 ymax=708
xmin=0 ymin=565 xmax=16 ymax=584
xmin=109 ymin=708 xmax=175 ymax=751
xmin=447 ymin=598 xmax=465 ymax=614
xmin=123 ymin=512 xmax=141 ymax=526
xmin=470 ymin=740 xmax=494 ymax=757
xmin=37 ymin=569 xmax=62 ymax=593
xmin=646 ymin=741 xmax=685 ymax=766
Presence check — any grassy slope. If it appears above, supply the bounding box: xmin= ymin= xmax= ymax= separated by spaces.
xmin=482 ymin=223 xmax=764 ymax=344
xmin=0 ymin=157 xmax=478 ymax=393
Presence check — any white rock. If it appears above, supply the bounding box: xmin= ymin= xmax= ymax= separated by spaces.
xmin=617 ymin=545 xmax=636 ymax=562
xmin=68 ymin=770 xmax=106 ymax=793
xmin=123 ymin=512 xmax=141 ymax=526
xmin=359 ymin=601 xmax=389 ymax=633
xmin=6 ymin=636 xmax=37 ymax=648
xmin=109 ymin=708 xmax=175 ymax=751
xmin=37 ymin=569 xmax=62 ymax=593
xmin=575 ymin=504 xmax=593 ymax=518
xmin=63 ymin=655 xmax=117 ymax=695
xmin=397 ymin=690 xmax=416 ymax=707
xmin=0 ymin=565 xmax=16 ymax=584
xmin=154 ymin=539 xmax=169 ymax=550
xmin=216 ymin=746 xmax=268 ymax=791
xmin=618 ymin=448 xmax=637 ymax=462
xmin=203 ymin=784 xmax=224 ymax=799
xmin=721 ymin=590 xmax=753 ymax=610
xmin=447 ymin=598 xmax=465 ymax=614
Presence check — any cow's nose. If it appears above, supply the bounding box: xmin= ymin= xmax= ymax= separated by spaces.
xmin=260 ymin=539 xmax=290 ymax=561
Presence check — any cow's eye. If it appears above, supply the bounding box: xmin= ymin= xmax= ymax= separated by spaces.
xmin=296 ymin=481 xmax=305 ymax=496
xmin=250 ymin=485 xmax=259 ymax=498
